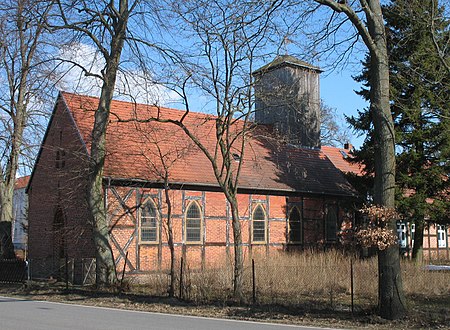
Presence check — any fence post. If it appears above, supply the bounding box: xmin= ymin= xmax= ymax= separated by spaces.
xmin=350 ymin=258 xmax=354 ymax=315
xmin=252 ymin=259 xmax=256 ymax=304
xmin=26 ymin=259 xmax=30 ymax=281
xmin=120 ymin=251 xmax=129 ymax=288
xmin=65 ymin=255 xmax=69 ymax=290
xmin=179 ymin=257 xmax=184 ymax=300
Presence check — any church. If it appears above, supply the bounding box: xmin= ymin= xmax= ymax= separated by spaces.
xmin=26 ymin=56 xmax=358 ymax=281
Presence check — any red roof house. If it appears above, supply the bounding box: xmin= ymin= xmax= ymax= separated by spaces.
xmin=321 ymin=144 xmax=449 ymax=260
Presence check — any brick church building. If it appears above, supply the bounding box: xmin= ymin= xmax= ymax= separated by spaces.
xmin=27 ymin=56 xmax=359 ymax=280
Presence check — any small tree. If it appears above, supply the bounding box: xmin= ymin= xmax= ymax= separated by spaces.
xmin=132 ymin=121 xmax=195 ymax=297
xmin=0 ymin=0 xmax=53 ymax=259
xmin=320 ymin=101 xmax=351 ymax=147
xmin=149 ymin=0 xmax=284 ymax=299
xmin=52 ymin=0 xmax=139 ymax=286
xmin=304 ymin=0 xmax=407 ymax=319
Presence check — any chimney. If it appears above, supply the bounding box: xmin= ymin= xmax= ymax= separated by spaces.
xmin=344 ymin=142 xmax=353 ymax=151
xmin=252 ymin=55 xmax=322 ymax=148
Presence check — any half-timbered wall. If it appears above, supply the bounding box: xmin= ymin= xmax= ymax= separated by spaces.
xmin=398 ymin=222 xmax=450 ymax=261
xmin=106 ymin=185 xmax=345 ymax=272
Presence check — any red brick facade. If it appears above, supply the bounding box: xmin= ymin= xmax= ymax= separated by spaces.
xmin=27 ymin=98 xmax=95 ymax=279
xmin=105 ymin=186 xmax=344 ymax=273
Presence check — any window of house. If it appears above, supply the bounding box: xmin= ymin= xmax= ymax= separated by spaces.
xmin=288 ymin=206 xmax=302 ymax=243
xmin=185 ymin=202 xmax=202 ymax=243
xmin=397 ymin=222 xmax=407 ymax=248
xmin=325 ymin=205 xmax=338 ymax=242
xmin=55 ymin=149 xmax=66 ymax=169
xmin=410 ymin=223 xmax=415 ymax=249
xmin=140 ymin=200 xmax=158 ymax=243
xmin=252 ymin=205 xmax=267 ymax=243
xmin=437 ymin=225 xmax=447 ymax=248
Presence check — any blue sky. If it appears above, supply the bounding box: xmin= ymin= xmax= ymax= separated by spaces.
xmin=321 ymin=67 xmax=368 ymax=149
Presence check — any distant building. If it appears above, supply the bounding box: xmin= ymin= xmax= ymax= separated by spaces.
xmin=322 ymin=144 xmax=450 ymax=261
xmin=12 ymin=176 xmax=29 ymax=258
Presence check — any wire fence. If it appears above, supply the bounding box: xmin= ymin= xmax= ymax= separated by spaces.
xmin=175 ymin=257 xmax=378 ymax=310
xmin=120 ymin=252 xmax=381 ymax=311
xmin=24 ymin=257 xmax=96 ymax=286
xmin=0 ymin=259 xmax=27 ymax=283
xmin=3 ymin=251 xmax=448 ymax=313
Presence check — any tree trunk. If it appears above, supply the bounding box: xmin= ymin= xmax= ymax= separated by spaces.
xmin=89 ymin=85 xmax=118 ymax=287
xmin=411 ymin=221 xmax=424 ymax=263
xmin=377 ymin=246 xmax=407 ymax=319
xmin=367 ymin=0 xmax=407 ymax=319
xmin=164 ymin=179 xmax=175 ymax=298
xmin=0 ymin=98 xmax=26 ymax=260
xmin=0 ymin=185 xmax=16 ymax=259
xmin=228 ymin=197 xmax=244 ymax=301
xmin=88 ymin=0 xmax=129 ymax=288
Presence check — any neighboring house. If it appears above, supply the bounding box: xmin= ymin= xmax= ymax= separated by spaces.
xmin=27 ymin=56 xmax=359 ymax=282
xmin=322 ymin=145 xmax=450 ymax=261
xmin=12 ymin=176 xmax=29 ymax=258
xmin=0 ymin=176 xmax=29 ymax=259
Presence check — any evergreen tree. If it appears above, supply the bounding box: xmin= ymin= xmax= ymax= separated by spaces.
xmin=349 ymin=0 xmax=450 ymax=260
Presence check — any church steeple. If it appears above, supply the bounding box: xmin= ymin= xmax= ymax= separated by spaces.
xmin=253 ymin=55 xmax=322 ymax=149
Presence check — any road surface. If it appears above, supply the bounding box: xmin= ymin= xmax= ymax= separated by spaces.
xmin=0 ymin=296 xmax=340 ymax=330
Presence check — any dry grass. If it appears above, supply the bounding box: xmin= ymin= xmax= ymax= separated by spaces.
xmin=128 ymin=250 xmax=449 ymax=311
xmin=1 ymin=252 xmax=448 ymax=329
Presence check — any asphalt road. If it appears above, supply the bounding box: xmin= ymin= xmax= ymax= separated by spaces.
xmin=0 ymin=296 xmax=338 ymax=330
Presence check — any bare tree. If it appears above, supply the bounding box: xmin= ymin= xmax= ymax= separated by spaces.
xmin=430 ymin=0 xmax=450 ymax=75
xmin=0 ymin=0 xmax=53 ymax=259
xmin=132 ymin=121 xmax=195 ymax=297
xmin=51 ymin=0 xmax=139 ymax=286
xmin=143 ymin=0 xmax=284 ymax=299
xmin=298 ymin=0 xmax=406 ymax=319
xmin=320 ymin=101 xmax=350 ymax=147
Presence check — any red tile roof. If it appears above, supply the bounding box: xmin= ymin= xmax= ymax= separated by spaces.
xmin=15 ymin=175 xmax=30 ymax=190
xmin=60 ymin=92 xmax=357 ymax=197
xmin=321 ymin=146 xmax=365 ymax=176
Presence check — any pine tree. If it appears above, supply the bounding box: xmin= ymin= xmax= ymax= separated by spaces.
xmin=349 ymin=0 xmax=450 ymax=260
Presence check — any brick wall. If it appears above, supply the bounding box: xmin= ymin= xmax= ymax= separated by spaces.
xmin=27 ymin=99 xmax=94 ymax=280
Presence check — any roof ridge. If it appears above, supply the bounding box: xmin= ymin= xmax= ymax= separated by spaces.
xmin=60 ymin=91 xmax=217 ymax=119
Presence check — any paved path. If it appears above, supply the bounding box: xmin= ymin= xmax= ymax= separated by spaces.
xmin=0 ymin=296 xmax=339 ymax=330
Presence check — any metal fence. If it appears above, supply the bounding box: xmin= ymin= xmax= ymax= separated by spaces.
xmin=3 ymin=253 xmax=447 ymax=315
xmin=0 ymin=259 xmax=27 ymax=283
xmin=26 ymin=257 xmax=96 ymax=286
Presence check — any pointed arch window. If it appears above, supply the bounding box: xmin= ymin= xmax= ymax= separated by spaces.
xmin=185 ymin=202 xmax=202 ymax=243
xmin=325 ymin=205 xmax=338 ymax=242
xmin=140 ymin=200 xmax=158 ymax=243
xmin=252 ymin=205 xmax=267 ymax=243
xmin=289 ymin=206 xmax=302 ymax=243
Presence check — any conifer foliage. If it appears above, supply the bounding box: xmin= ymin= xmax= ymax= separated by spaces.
xmin=349 ymin=0 xmax=450 ymax=259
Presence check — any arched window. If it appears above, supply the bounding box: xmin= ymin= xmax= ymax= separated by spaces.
xmin=53 ymin=207 xmax=65 ymax=258
xmin=252 ymin=205 xmax=267 ymax=243
xmin=140 ymin=200 xmax=158 ymax=243
xmin=325 ymin=205 xmax=338 ymax=242
xmin=185 ymin=202 xmax=202 ymax=243
xmin=289 ymin=206 xmax=302 ymax=243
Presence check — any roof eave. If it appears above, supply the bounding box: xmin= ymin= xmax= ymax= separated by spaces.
xmin=103 ymin=176 xmax=359 ymax=199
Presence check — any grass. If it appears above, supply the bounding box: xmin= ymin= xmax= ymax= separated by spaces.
xmin=132 ymin=250 xmax=449 ymax=305
xmin=2 ymin=250 xmax=449 ymax=329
